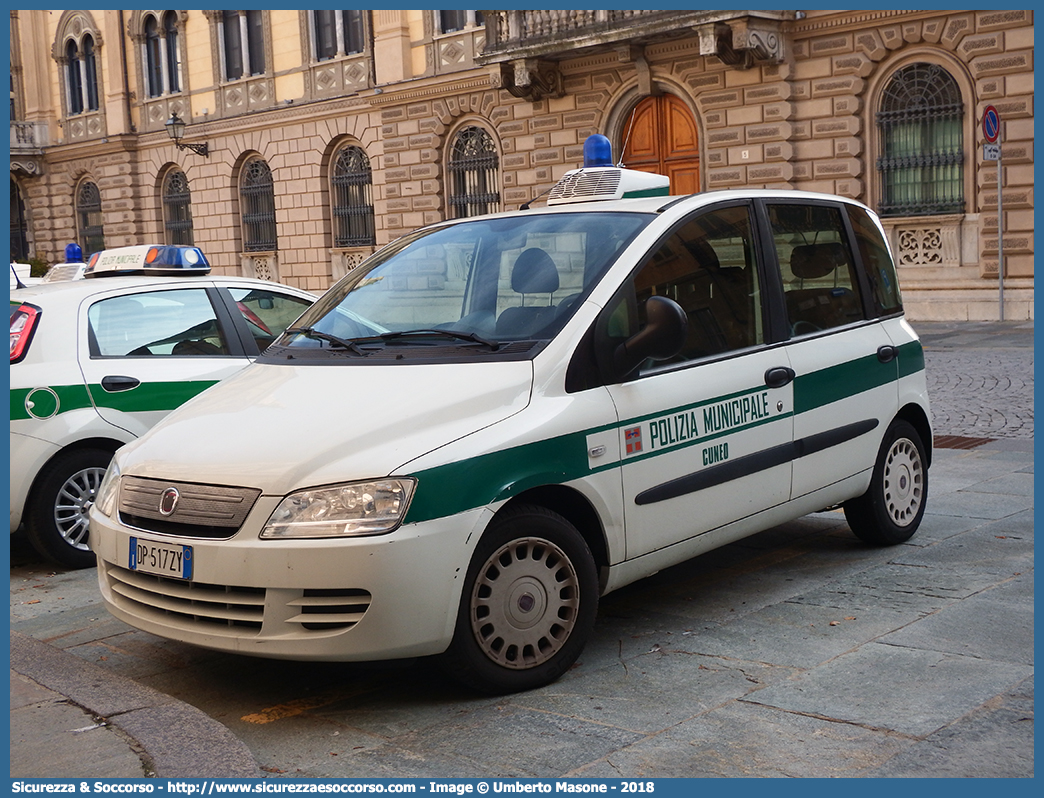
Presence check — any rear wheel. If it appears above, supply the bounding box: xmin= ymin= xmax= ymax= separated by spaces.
xmin=844 ymin=420 xmax=927 ymax=545
xmin=26 ymin=448 xmax=111 ymax=569
xmin=441 ymin=505 xmax=599 ymax=694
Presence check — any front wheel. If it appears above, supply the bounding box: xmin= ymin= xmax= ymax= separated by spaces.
xmin=844 ymin=419 xmax=928 ymax=545
xmin=25 ymin=447 xmax=112 ymax=569
xmin=440 ymin=505 xmax=599 ymax=694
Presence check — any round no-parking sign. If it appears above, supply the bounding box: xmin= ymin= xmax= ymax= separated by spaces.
xmin=983 ymin=105 xmax=1000 ymax=143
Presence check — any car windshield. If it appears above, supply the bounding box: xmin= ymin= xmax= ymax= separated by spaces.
xmin=277 ymin=211 xmax=651 ymax=353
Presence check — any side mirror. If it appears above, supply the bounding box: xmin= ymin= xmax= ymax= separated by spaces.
xmin=609 ymin=295 xmax=688 ymax=381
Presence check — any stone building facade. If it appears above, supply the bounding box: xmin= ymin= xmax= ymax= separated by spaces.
xmin=9 ymin=9 xmax=1034 ymax=319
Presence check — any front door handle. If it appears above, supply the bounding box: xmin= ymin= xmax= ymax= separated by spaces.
xmin=764 ymin=366 xmax=796 ymax=388
xmin=101 ymin=375 xmax=141 ymax=392
xmin=877 ymin=345 xmax=898 ymax=364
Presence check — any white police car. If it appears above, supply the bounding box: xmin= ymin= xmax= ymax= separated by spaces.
xmin=90 ymin=138 xmax=931 ymax=693
xmin=11 ymin=245 xmax=315 ymax=568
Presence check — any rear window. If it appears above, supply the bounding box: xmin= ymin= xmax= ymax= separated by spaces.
xmin=846 ymin=205 xmax=903 ymax=316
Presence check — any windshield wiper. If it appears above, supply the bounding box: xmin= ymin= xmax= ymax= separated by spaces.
xmin=284 ymin=327 xmax=365 ymax=355
xmin=376 ymin=329 xmax=500 ymax=350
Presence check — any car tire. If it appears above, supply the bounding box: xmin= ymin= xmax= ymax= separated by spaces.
xmin=844 ymin=419 xmax=928 ymax=546
xmin=440 ymin=504 xmax=599 ymax=694
xmin=25 ymin=447 xmax=111 ymax=569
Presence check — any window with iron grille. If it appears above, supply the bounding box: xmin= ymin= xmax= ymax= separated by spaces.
xmin=448 ymin=126 xmax=500 ymax=219
xmin=76 ymin=180 xmax=105 ymax=259
xmin=162 ymin=169 xmax=194 ymax=246
xmin=240 ymin=158 xmax=277 ymax=252
xmin=876 ymin=63 xmax=964 ymax=217
xmin=331 ymin=145 xmax=375 ymax=247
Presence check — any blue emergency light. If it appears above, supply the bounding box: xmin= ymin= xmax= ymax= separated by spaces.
xmin=583 ymin=134 xmax=614 ymax=168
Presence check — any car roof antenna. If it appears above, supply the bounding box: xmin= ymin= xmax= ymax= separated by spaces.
xmin=10 ymin=262 xmax=27 ymax=289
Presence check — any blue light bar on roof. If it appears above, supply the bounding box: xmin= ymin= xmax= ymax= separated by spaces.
xmin=85 ymin=245 xmax=211 ymax=277
xmin=583 ymin=134 xmax=614 ymax=168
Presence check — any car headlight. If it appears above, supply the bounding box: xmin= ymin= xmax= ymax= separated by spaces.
xmin=261 ymin=478 xmax=416 ymax=538
xmin=94 ymin=459 xmax=121 ymax=519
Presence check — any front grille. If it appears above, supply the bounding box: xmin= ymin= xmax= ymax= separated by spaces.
xmin=118 ymin=477 xmax=260 ymax=538
xmin=295 ymin=589 xmax=372 ymax=631
xmin=103 ymin=562 xmax=372 ymax=635
xmin=106 ymin=563 xmax=265 ymax=631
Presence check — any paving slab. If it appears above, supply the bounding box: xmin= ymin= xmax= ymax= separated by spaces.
xmin=516 ymin=649 xmax=787 ymax=733
xmin=573 ymin=700 xmax=908 ymax=778
xmin=878 ymin=592 xmax=1034 ymax=665
xmin=865 ymin=675 xmax=1034 ymax=778
xmin=745 ymin=642 xmax=1033 ymax=738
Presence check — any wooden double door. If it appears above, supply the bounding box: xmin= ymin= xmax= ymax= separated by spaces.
xmin=620 ymin=94 xmax=701 ymax=195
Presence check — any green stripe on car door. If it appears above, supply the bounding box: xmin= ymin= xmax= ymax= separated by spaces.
xmin=88 ymin=380 xmax=220 ymax=413
xmin=10 ymin=380 xmax=219 ymax=421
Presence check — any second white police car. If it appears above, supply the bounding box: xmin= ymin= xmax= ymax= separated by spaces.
xmin=11 ymin=245 xmax=315 ymax=567
xmin=90 ymin=137 xmax=931 ymax=693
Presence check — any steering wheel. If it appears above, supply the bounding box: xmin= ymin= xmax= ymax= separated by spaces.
xmin=790 ymin=320 xmax=821 ymax=336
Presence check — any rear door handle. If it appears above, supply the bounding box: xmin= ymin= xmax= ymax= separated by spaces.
xmin=764 ymin=366 xmax=796 ymax=388
xmin=877 ymin=345 xmax=898 ymax=364
xmin=101 ymin=375 xmax=141 ymax=392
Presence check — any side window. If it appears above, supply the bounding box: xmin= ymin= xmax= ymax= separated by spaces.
xmin=846 ymin=205 xmax=903 ymax=317
xmin=767 ymin=204 xmax=865 ymax=335
xmin=613 ymin=204 xmax=763 ymax=368
xmin=228 ymin=288 xmax=312 ymax=349
xmin=88 ymin=289 xmax=229 ymax=357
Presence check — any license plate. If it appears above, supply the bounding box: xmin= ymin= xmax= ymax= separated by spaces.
xmin=129 ymin=537 xmax=193 ymax=580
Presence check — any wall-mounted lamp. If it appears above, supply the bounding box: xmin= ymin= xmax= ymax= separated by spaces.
xmin=165 ymin=113 xmax=209 ymax=157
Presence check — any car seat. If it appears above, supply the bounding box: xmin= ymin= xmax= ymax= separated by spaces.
xmin=495 ymin=248 xmax=560 ymax=338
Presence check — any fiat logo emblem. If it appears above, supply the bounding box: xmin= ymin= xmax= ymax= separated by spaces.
xmin=159 ymin=487 xmax=181 ymax=516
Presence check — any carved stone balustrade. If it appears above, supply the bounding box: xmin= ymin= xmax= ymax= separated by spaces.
xmin=479 ymin=10 xmax=794 ymax=100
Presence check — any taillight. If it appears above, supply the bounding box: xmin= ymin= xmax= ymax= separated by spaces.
xmin=10 ymin=303 xmax=41 ymax=363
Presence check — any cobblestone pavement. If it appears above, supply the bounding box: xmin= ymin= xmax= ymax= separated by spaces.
xmin=915 ymin=320 xmax=1034 ymax=441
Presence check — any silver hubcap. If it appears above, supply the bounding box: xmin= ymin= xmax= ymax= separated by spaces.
xmin=54 ymin=467 xmax=106 ymax=550
xmin=470 ymin=537 xmax=580 ymax=670
xmin=883 ymin=437 xmax=923 ymax=527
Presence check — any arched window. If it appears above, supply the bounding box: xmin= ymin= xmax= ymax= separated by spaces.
xmin=76 ymin=180 xmax=105 ymax=259
xmin=82 ymin=35 xmax=99 ymax=111
xmin=313 ymin=11 xmax=364 ymax=60
xmin=58 ymin=13 xmax=101 ymax=118
xmin=10 ymin=179 xmax=30 ymax=261
xmin=447 ymin=126 xmax=500 ymax=219
xmin=162 ymin=169 xmax=194 ymax=246
xmin=240 ymin=158 xmax=277 ymax=251
xmin=144 ymin=11 xmax=181 ymax=97
xmin=145 ymin=16 xmax=163 ymax=97
xmin=222 ymin=10 xmax=265 ymax=80
xmin=331 ymin=145 xmax=375 ymax=247
xmin=876 ymin=62 xmax=964 ymax=217
xmin=164 ymin=12 xmax=180 ymax=93
xmin=65 ymin=39 xmax=84 ymax=114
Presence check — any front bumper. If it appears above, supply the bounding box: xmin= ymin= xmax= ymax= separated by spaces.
xmin=91 ymin=501 xmax=490 ymax=661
